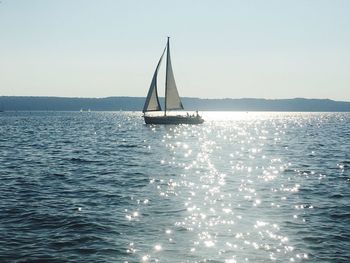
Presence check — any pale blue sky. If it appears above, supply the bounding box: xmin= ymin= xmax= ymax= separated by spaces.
xmin=0 ymin=0 xmax=349 ymax=100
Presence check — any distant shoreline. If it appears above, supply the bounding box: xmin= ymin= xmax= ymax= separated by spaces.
xmin=1 ymin=96 xmax=350 ymax=112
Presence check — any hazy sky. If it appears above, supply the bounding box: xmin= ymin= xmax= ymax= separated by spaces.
xmin=0 ymin=0 xmax=349 ymax=100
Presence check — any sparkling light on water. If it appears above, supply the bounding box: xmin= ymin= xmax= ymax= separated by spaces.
xmin=0 ymin=111 xmax=349 ymax=262
xmin=124 ymin=112 xmax=350 ymax=262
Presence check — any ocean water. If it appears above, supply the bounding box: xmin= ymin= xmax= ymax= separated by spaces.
xmin=0 ymin=111 xmax=349 ymax=263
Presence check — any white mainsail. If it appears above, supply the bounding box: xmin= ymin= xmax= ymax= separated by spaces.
xmin=143 ymin=47 xmax=166 ymax=113
xmin=165 ymin=38 xmax=184 ymax=112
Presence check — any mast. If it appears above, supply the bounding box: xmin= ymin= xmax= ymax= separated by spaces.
xmin=164 ymin=37 xmax=170 ymax=116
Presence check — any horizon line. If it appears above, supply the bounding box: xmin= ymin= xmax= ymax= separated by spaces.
xmin=0 ymin=95 xmax=349 ymax=103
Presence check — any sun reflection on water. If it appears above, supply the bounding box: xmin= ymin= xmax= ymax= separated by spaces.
xmin=124 ymin=112 xmax=338 ymax=262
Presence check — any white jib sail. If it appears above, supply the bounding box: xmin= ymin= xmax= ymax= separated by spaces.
xmin=165 ymin=38 xmax=184 ymax=111
xmin=143 ymin=47 xmax=166 ymax=113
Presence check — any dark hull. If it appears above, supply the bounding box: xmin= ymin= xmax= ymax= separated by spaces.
xmin=144 ymin=115 xmax=204 ymax=125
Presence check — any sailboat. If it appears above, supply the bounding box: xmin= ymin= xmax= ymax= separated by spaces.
xmin=143 ymin=37 xmax=204 ymax=125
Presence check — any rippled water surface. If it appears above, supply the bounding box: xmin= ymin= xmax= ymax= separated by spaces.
xmin=0 ymin=111 xmax=349 ymax=262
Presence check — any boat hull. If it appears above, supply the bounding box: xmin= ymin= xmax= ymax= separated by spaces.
xmin=144 ymin=115 xmax=204 ymax=125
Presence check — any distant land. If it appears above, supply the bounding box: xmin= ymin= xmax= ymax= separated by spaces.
xmin=1 ymin=96 xmax=350 ymax=112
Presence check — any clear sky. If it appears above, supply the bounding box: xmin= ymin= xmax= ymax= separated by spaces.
xmin=0 ymin=0 xmax=349 ymax=100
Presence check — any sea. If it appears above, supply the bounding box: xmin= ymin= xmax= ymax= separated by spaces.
xmin=0 ymin=111 xmax=349 ymax=263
